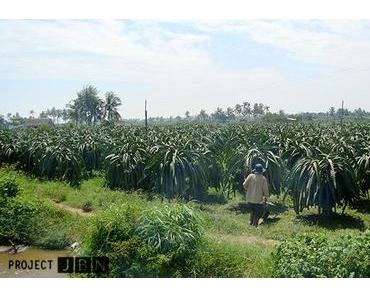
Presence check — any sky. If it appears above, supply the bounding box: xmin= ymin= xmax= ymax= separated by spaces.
xmin=1 ymin=19 xmax=370 ymax=119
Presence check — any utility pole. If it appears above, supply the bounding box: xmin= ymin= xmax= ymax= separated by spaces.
xmin=340 ymin=100 xmax=344 ymax=130
xmin=145 ymin=99 xmax=148 ymax=128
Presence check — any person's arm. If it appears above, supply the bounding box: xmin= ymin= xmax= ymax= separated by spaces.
xmin=243 ymin=174 xmax=251 ymax=190
xmin=262 ymin=177 xmax=269 ymax=203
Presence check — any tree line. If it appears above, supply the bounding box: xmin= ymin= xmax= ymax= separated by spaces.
xmin=1 ymin=84 xmax=369 ymax=127
xmin=1 ymin=85 xmax=122 ymax=126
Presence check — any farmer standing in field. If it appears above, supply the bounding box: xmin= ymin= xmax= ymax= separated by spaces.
xmin=243 ymin=163 xmax=269 ymax=227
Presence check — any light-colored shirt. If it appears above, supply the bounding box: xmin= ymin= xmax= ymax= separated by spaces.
xmin=243 ymin=173 xmax=269 ymax=204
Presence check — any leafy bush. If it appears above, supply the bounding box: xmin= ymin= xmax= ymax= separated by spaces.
xmin=0 ymin=177 xmax=19 ymax=198
xmin=287 ymin=151 xmax=359 ymax=215
xmin=0 ymin=196 xmax=46 ymax=244
xmin=185 ymin=239 xmax=272 ymax=277
xmin=0 ymin=193 xmax=77 ymax=248
xmin=136 ymin=205 xmax=201 ymax=258
xmin=273 ymin=231 xmax=370 ymax=277
xmin=81 ymin=201 xmax=202 ymax=277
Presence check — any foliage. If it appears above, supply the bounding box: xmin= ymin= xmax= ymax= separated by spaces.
xmin=105 ymin=141 xmax=147 ymax=190
xmin=0 ymin=120 xmax=369 ymax=216
xmin=0 ymin=194 xmax=75 ymax=248
xmin=288 ymin=153 xmax=360 ymax=215
xmin=0 ymin=196 xmax=43 ymax=244
xmin=81 ymin=201 xmax=202 ymax=277
xmin=0 ymin=177 xmax=19 ymax=198
xmin=66 ymin=86 xmax=122 ymax=125
xmin=136 ymin=204 xmax=201 ymax=257
xmin=273 ymin=231 xmax=370 ymax=277
xmin=0 ymin=175 xmax=80 ymax=248
xmin=185 ymin=239 xmax=273 ymax=277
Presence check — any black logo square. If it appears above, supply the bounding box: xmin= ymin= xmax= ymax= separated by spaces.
xmin=74 ymin=257 xmax=92 ymax=273
xmin=57 ymin=257 xmax=74 ymax=273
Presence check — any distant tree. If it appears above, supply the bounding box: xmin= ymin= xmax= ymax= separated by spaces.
xmin=234 ymin=104 xmax=242 ymax=117
xmin=49 ymin=107 xmax=57 ymax=123
xmin=39 ymin=111 xmax=48 ymax=119
xmin=67 ymin=99 xmax=83 ymax=124
xmin=353 ymin=108 xmax=366 ymax=119
xmin=29 ymin=110 xmax=35 ymax=119
xmin=242 ymin=101 xmax=251 ymax=120
xmin=329 ymin=106 xmax=336 ymax=117
xmin=55 ymin=109 xmax=64 ymax=124
xmin=0 ymin=115 xmax=5 ymax=127
xmin=211 ymin=107 xmax=228 ymax=122
xmin=226 ymin=107 xmax=235 ymax=121
xmin=9 ymin=112 xmax=24 ymax=126
xmin=61 ymin=109 xmax=69 ymax=123
xmin=336 ymin=108 xmax=350 ymax=117
xmin=197 ymin=109 xmax=209 ymax=121
xmin=69 ymin=85 xmax=104 ymax=125
xmin=103 ymin=92 xmax=122 ymax=122
xmin=185 ymin=111 xmax=190 ymax=119
xmin=253 ymin=103 xmax=265 ymax=118
xmin=6 ymin=113 xmax=12 ymax=120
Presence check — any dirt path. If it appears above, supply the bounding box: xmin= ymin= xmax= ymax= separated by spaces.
xmin=213 ymin=234 xmax=278 ymax=246
xmin=53 ymin=202 xmax=94 ymax=217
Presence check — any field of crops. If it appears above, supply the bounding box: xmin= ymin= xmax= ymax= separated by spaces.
xmin=1 ymin=121 xmax=369 ymax=215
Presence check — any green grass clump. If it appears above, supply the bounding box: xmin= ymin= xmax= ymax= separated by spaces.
xmin=81 ymin=201 xmax=203 ymax=277
xmin=273 ymin=231 xmax=370 ymax=277
xmin=137 ymin=204 xmax=201 ymax=256
xmin=0 ymin=170 xmax=85 ymax=248
xmin=0 ymin=194 xmax=81 ymax=248
xmin=0 ymin=176 xmax=20 ymax=198
xmin=185 ymin=239 xmax=273 ymax=277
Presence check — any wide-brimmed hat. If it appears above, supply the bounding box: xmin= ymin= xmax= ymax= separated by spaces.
xmin=252 ymin=163 xmax=265 ymax=174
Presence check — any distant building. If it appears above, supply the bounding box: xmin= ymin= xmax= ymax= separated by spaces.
xmin=24 ymin=118 xmax=54 ymax=128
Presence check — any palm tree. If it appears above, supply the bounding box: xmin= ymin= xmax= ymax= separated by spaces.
xmin=329 ymin=107 xmax=336 ymax=117
xmin=226 ymin=107 xmax=235 ymax=121
xmin=234 ymin=104 xmax=242 ymax=117
xmin=61 ymin=109 xmax=69 ymax=123
xmin=0 ymin=115 xmax=5 ymax=126
xmin=49 ymin=107 xmax=57 ymax=123
xmin=242 ymin=101 xmax=251 ymax=120
xmin=197 ymin=109 xmax=208 ymax=121
xmin=56 ymin=109 xmax=64 ymax=124
xmin=69 ymin=86 xmax=103 ymax=125
xmin=212 ymin=107 xmax=227 ymax=122
xmin=39 ymin=111 xmax=48 ymax=119
xmin=103 ymin=92 xmax=122 ymax=122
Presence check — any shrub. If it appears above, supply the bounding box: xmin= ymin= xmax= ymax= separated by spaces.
xmin=273 ymin=231 xmax=370 ymax=277
xmin=36 ymin=225 xmax=73 ymax=249
xmin=0 ymin=193 xmax=77 ymax=248
xmin=0 ymin=196 xmax=45 ymax=244
xmin=0 ymin=177 xmax=19 ymax=198
xmin=136 ymin=204 xmax=201 ymax=258
xmin=185 ymin=239 xmax=273 ymax=277
xmin=81 ymin=201 xmax=202 ymax=277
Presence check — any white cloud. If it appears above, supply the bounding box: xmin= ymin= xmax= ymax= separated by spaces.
xmin=0 ymin=20 xmax=369 ymax=117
